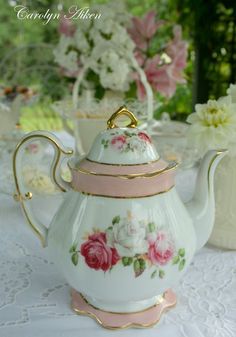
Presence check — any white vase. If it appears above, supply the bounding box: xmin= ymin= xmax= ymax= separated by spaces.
xmin=73 ymin=118 xmax=107 ymax=154
xmin=209 ymin=145 xmax=236 ymax=249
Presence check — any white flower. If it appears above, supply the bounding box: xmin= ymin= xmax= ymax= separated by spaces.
xmin=94 ymin=16 xmax=114 ymax=34
xmin=227 ymin=84 xmax=236 ymax=103
xmin=127 ymin=136 xmax=147 ymax=152
xmin=74 ymin=16 xmax=92 ymax=33
xmin=111 ymin=25 xmax=135 ymax=52
xmin=106 ymin=217 xmax=148 ymax=257
xmin=74 ymin=30 xmax=90 ymax=54
xmin=53 ymin=35 xmax=79 ymax=74
xmin=187 ymin=96 xmax=236 ymax=152
xmin=53 ymin=1 xmax=134 ymax=92
xmin=97 ymin=50 xmax=131 ymax=91
xmin=88 ymin=27 xmax=104 ymax=47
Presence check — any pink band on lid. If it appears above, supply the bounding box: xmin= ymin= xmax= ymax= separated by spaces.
xmin=70 ymin=168 xmax=175 ymax=198
xmin=76 ymin=158 xmax=168 ymax=175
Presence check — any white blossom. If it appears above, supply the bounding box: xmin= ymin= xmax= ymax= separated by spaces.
xmin=53 ymin=1 xmax=134 ymax=92
xmin=53 ymin=35 xmax=79 ymax=74
xmin=187 ymin=96 xmax=236 ymax=153
xmin=227 ymin=84 xmax=236 ymax=103
xmin=74 ymin=30 xmax=90 ymax=54
xmin=98 ymin=50 xmax=131 ymax=91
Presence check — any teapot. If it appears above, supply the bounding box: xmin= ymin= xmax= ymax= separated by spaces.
xmin=13 ymin=106 xmax=226 ymax=314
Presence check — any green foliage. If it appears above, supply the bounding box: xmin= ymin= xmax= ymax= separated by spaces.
xmin=20 ymin=98 xmax=63 ymax=131
xmin=178 ymin=248 xmax=185 ymax=257
xmin=112 ymin=216 xmax=120 ymax=225
xmin=69 ymin=243 xmax=79 ymax=265
xmin=176 ymin=0 xmax=236 ymax=104
xmin=172 ymin=248 xmax=186 ymax=271
xmin=148 ymin=222 xmax=156 ymax=233
xmin=69 ymin=244 xmax=77 ymax=253
xmin=122 ymin=257 xmax=133 ymax=266
xmin=71 ymin=252 xmax=79 ymax=266
xmin=150 ymin=268 xmax=165 ymax=279
xmin=0 ymin=0 xmax=58 ymax=83
xmin=0 ymin=0 xmax=219 ymax=120
xmin=10 ymin=0 xmax=235 ymax=120
xmin=172 ymin=256 xmax=180 ymax=265
xmin=155 ymin=85 xmax=192 ymax=121
xmin=133 ymin=257 xmax=146 ymax=277
xmin=178 ymin=259 xmax=186 ymax=271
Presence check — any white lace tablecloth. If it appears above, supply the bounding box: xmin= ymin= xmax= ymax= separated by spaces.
xmin=0 ymin=132 xmax=236 ymax=337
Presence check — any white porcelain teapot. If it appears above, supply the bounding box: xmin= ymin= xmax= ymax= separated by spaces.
xmin=13 ymin=106 xmax=226 ymax=314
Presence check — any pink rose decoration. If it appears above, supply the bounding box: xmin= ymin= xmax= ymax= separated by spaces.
xmin=81 ymin=233 xmax=120 ymax=272
xmin=111 ymin=135 xmax=126 ymax=150
xmin=26 ymin=143 xmax=39 ymax=154
xmin=148 ymin=231 xmax=174 ymax=266
xmin=138 ymin=132 xmax=152 ymax=143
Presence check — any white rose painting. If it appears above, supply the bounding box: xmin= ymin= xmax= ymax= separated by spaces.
xmin=69 ymin=211 xmax=186 ymax=278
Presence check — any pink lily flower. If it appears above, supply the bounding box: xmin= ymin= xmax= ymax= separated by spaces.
xmin=128 ymin=11 xmax=164 ymax=50
xmin=166 ymin=26 xmax=188 ymax=83
xmin=134 ymin=50 xmax=145 ymax=67
xmin=135 ymin=25 xmax=188 ymax=100
xmin=136 ymin=56 xmax=177 ymax=100
xmin=58 ymin=15 xmax=76 ymax=37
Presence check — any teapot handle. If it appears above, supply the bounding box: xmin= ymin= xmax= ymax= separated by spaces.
xmin=13 ymin=131 xmax=73 ymax=247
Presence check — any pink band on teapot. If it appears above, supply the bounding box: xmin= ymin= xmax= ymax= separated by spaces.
xmin=70 ymin=160 xmax=176 ymax=198
xmin=77 ymin=158 xmax=168 ymax=175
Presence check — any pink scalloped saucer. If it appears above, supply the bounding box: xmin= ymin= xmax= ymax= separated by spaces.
xmin=71 ymin=289 xmax=176 ymax=330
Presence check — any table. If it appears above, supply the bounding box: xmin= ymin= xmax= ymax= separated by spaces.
xmin=0 ymin=132 xmax=236 ymax=337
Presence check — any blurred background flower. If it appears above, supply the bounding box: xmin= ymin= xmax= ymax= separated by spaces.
xmin=0 ymin=0 xmax=235 ymax=129
xmin=187 ymin=85 xmax=236 ymax=154
xmin=53 ymin=3 xmax=188 ymax=112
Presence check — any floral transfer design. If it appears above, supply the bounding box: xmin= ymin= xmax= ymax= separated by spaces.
xmin=81 ymin=232 xmax=119 ymax=271
xmin=26 ymin=143 xmax=39 ymax=154
xmin=69 ymin=212 xmax=186 ymax=278
xmin=101 ymin=130 xmax=152 ymax=153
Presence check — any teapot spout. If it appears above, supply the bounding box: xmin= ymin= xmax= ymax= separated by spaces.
xmin=185 ymin=149 xmax=227 ymax=250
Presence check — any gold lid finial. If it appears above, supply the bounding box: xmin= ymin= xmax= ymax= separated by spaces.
xmin=107 ymin=106 xmax=138 ymax=129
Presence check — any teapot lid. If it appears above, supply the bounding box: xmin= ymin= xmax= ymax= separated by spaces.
xmin=87 ymin=106 xmax=159 ymax=165
xmin=69 ymin=107 xmax=178 ymax=198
